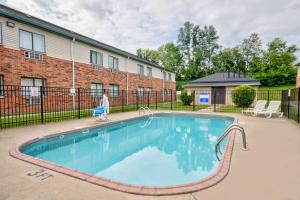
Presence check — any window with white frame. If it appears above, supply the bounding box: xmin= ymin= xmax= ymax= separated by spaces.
xmin=168 ymin=73 xmax=171 ymax=81
xmin=0 ymin=23 xmax=2 ymax=44
xmin=163 ymin=72 xmax=167 ymax=80
xmin=109 ymin=84 xmax=119 ymax=97
xmin=21 ymin=77 xmax=46 ymax=96
xmin=20 ymin=30 xmax=45 ymax=52
xmin=90 ymin=83 xmax=103 ymax=97
xmin=108 ymin=56 xmax=119 ymax=71
xmin=168 ymin=89 xmax=172 ymax=96
xmin=146 ymin=87 xmax=152 ymax=98
xmin=21 ymin=77 xmax=46 ymax=104
xmin=0 ymin=75 xmax=4 ymax=96
xmin=138 ymin=87 xmax=144 ymax=97
xmin=137 ymin=64 xmax=144 ymax=78
xmin=146 ymin=67 xmax=152 ymax=79
xmin=90 ymin=50 xmax=103 ymax=71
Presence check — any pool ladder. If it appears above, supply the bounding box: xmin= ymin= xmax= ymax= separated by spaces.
xmin=215 ymin=124 xmax=247 ymax=161
xmin=139 ymin=106 xmax=153 ymax=117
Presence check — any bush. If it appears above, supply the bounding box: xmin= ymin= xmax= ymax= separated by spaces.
xmin=232 ymin=86 xmax=256 ymax=107
xmin=180 ymin=90 xmax=195 ymax=105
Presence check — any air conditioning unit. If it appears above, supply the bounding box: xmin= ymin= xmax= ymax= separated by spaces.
xmin=110 ymin=68 xmax=118 ymax=73
xmin=24 ymin=51 xmax=44 ymax=61
xmin=93 ymin=64 xmax=103 ymax=71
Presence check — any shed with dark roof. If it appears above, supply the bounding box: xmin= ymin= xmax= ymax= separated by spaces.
xmin=184 ymin=72 xmax=260 ymax=105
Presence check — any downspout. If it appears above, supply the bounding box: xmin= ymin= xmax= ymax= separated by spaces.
xmin=162 ymin=70 xmax=165 ymax=102
xmin=71 ymin=37 xmax=76 ymax=109
xmin=126 ymin=57 xmax=129 ymax=105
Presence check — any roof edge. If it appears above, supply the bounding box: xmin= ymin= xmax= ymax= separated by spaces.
xmin=0 ymin=4 xmax=175 ymax=73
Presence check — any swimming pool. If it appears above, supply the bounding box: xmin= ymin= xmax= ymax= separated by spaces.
xmin=11 ymin=113 xmax=235 ymax=195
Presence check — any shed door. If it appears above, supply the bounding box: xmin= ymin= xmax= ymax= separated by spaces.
xmin=212 ymin=87 xmax=226 ymax=104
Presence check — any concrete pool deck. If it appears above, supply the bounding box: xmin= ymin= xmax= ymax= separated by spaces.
xmin=0 ymin=111 xmax=300 ymax=200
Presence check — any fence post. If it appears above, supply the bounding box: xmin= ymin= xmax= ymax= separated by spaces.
xmin=171 ymin=91 xmax=173 ymax=110
xmin=40 ymin=86 xmax=44 ymax=123
xmin=77 ymin=88 xmax=81 ymax=119
xmin=213 ymin=90 xmax=216 ymax=112
xmin=156 ymin=91 xmax=158 ymax=110
xmin=122 ymin=90 xmax=124 ymax=112
xmin=193 ymin=91 xmax=195 ymax=111
xmin=287 ymin=89 xmax=290 ymax=119
xmin=136 ymin=91 xmax=139 ymax=110
xmin=297 ymin=88 xmax=300 ymax=123
xmin=267 ymin=90 xmax=270 ymax=102
xmin=147 ymin=91 xmax=150 ymax=108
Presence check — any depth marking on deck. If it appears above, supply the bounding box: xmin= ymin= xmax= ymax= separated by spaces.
xmin=27 ymin=168 xmax=54 ymax=181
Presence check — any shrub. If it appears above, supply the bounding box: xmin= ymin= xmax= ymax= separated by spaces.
xmin=180 ymin=90 xmax=194 ymax=105
xmin=232 ymin=85 xmax=256 ymax=107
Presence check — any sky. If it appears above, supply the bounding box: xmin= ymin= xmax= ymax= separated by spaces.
xmin=1 ymin=0 xmax=300 ymax=58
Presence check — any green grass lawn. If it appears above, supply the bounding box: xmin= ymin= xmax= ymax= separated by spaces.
xmin=0 ymin=101 xmax=209 ymax=129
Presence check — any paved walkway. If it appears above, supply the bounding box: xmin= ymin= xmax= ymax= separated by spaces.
xmin=0 ymin=111 xmax=299 ymax=200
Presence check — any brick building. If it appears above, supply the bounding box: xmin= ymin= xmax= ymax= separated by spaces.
xmin=0 ymin=4 xmax=176 ymax=96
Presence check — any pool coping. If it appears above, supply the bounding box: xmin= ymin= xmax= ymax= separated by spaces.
xmin=9 ymin=113 xmax=236 ymax=196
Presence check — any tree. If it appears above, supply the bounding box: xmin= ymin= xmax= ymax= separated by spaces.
xmin=158 ymin=43 xmax=183 ymax=80
xmin=241 ymin=33 xmax=262 ymax=70
xmin=177 ymin=21 xmax=194 ymax=64
xmin=250 ymin=38 xmax=298 ymax=86
xmin=136 ymin=48 xmax=160 ymax=64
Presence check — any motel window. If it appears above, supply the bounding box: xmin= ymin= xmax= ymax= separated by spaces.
xmin=0 ymin=75 xmax=4 ymax=96
xmin=20 ymin=30 xmax=45 ymax=52
xmin=109 ymin=84 xmax=119 ymax=97
xmin=90 ymin=50 xmax=103 ymax=68
xmin=21 ymin=77 xmax=46 ymax=104
xmin=90 ymin=83 xmax=103 ymax=97
xmin=146 ymin=67 xmax=152 ymax=79
xmin=108 ymin=56 xmax=119 ymax=71
xmin=168 ymin=73 xmax=171 ymax=81
xmin=0 ymin=23 xmax=2 ymax=44
xmin=146 ymin=87 xmax=152 ymax=98
xmin=138 ymin=87 xmax=144 ymax=97
xmin=163 ymin=72 xmax=167 ymax=80
xmin=137 ymin=64 xmax=144 ymax=78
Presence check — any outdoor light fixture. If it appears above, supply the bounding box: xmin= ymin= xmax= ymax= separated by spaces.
xmin=6 ymin=21 xmax=15 ymax=28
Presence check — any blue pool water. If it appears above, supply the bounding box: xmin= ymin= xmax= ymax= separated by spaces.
xmin=21 ymin=114 xmax=233 ymax=186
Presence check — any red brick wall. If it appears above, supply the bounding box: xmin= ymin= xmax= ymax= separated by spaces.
xmin=0 ymin=46 xmax=175 ymax=91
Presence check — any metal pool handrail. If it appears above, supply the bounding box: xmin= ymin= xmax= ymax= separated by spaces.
xmin=138 ymin=106 xmax=153 ymax=117
xmin=215 ymin=124 xmax=247 ymax=161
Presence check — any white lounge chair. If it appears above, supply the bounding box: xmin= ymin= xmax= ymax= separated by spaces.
xmin=242 ymin=100 xmax=267 ymax=116
xmin=256 ymin=101 xmax=283 ymax=118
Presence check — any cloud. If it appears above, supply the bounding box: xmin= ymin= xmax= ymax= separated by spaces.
xmin=2 ymin=0 xmax=300 ymax=57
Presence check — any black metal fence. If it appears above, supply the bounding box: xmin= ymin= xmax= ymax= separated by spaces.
xmin=0 ymin=85 xmax=299 ymax=129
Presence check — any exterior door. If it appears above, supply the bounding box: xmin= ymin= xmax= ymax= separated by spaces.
xmin=212 ymin=87 xmax=226 ymax=104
